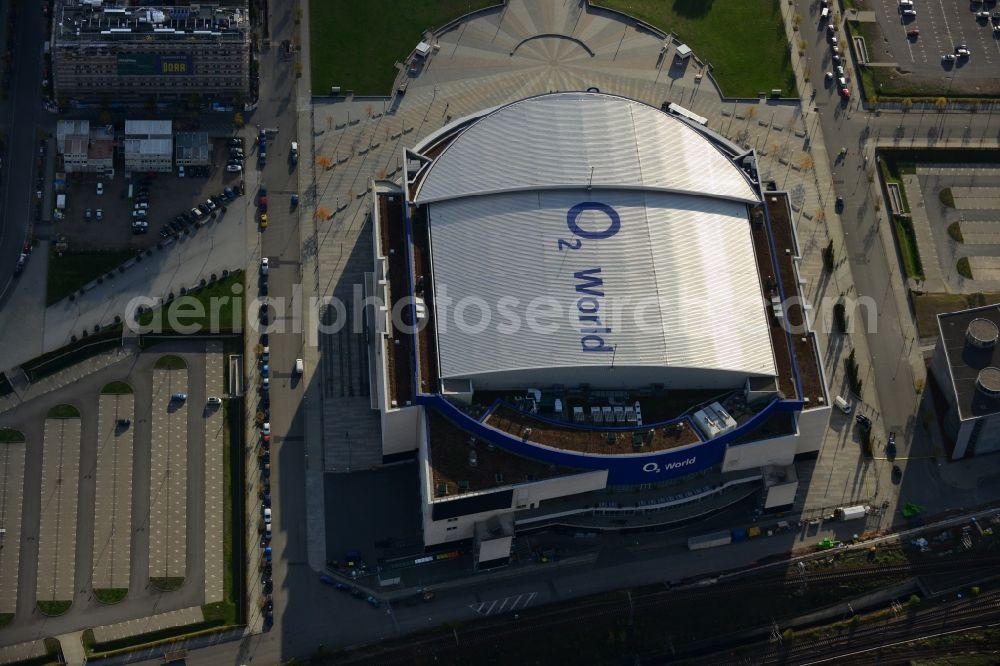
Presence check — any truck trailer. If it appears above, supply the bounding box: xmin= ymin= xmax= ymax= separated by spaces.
xmin=836 ymin=505 xmax=869 ymax=521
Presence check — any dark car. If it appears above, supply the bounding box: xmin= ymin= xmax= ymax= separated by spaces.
xmin=892 ymin=464 xmax=902 ymax=481
xmin=259 ymin=304 xmax=269 ymax=324
xmin=886 ymin=431 xmax=897 ymax=460
xmin=259 ymin=196 xmax=268 ymax=212
xmin=260 ymin=333 xmax=269 ymax=346
xmin=835 ymin=196 xmax=845 ymax=212
xmin=855 ymin=413 xmax=872 ymax=430
xmin=229 ymin=138 xmax=243 ymax=148
xmin=263 ymin=580 xmax=273 ymax=594
xmin=116 ymin=418 xmax=131 ymax=428
xmin=197 ymin=203 xmax=211 ymax=215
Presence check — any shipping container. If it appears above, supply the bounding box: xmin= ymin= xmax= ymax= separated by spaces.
xmin=837 ymin=505 xmax=869 ymax=521
xmin=687 ymin=530 xmax=732 ymax=551
xmin=731 ymin=528 xmax=748 ymax=542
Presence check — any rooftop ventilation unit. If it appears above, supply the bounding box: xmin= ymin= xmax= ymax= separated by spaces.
xmin=966 ymin=318 xmax=999 ymax=349
xmin=976 ymin=367 xmax=1000 ymax=399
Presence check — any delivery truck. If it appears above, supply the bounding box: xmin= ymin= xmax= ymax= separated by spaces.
xmin=836 ymin=505 xmax=869 ymax=521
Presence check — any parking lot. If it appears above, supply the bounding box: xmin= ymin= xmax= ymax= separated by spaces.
xmin=91 ymin=388 xmax=135 ymax=591
xmin=149 ymin=363 xmax=189 ymax=582
xmin=54 ymin=138 xmax=246 ymax=251
xmin=0 ymin=438 xmax=26 ymax=614
xmin=37 ymin=413 xmax=81 ymax=605
xmin=869 ymin=0 xmax=1000 ymax=93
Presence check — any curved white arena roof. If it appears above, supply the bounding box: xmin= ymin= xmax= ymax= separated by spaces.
xmin=414 ymin=92 xmax=758 ymax=205
xmin=417 ymin=93 xmax=774 ymax=389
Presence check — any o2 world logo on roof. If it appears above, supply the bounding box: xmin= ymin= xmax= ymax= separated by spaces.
xmin=643 ymin=457 xmax=697 ymax=474
xmin=559 ymin=202 xmax=621 ymax=355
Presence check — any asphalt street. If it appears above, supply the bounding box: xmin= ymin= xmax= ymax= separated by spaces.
xmin=0 ymin=0 xmax=47 ymax=305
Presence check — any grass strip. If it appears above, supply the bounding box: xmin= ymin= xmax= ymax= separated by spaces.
xmin=36 ymin=600 xmax=72 ymax=616
xmin=149 ymin=577 xmax=185 ymax=592
xmin=138 ymin=272 xmax=244 ymax=334
xmin=153 ymin=355 xmax=187 ymax=370
xmin=893 ymin=216 xmax=924 ymax=279
xmin=94 ymin=588 xmax=128 ymax=604
xmin=0 ymin=428 xmax=25 ymax=443
xmin=957 ymin=257 xmax=973 ymax=279
xmin=101 ymin=381 xmax=134 ymax=395
xmin=47 ymin=250 xmax=135 ymax=306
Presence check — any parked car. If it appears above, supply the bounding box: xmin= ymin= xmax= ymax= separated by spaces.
xmin=96 ymin=182 xmax=104 ymax=195
xmin=205 ymin=199 xmax=217 ymax=211
xmin=208 ymin=396 xmax=222 ymax=406
xmin=902 ymin=8 xmax=916 ymax=17
xmin=887 ymin=431 xmax=897 ymax=459
xmin=291 ymin=194 xmax=299 ymax=208
xmin=171 ymin=393 xmax=188 ymax=401
xmin=261 ymin=257 xmax=269 ymax=275
xmin=263 ymin=506 xmax=272 ymax=523
xmin=835 ymin=195 xmax=845 ymax=211
xmin=262 ymin=421 xmax=271 ymax=435
xmin=84 ymin=208 xmax=92 ymax=221
xmin=259 ymin=196 xmax=268 ymax=212
xmin=366 ymin=595 xmax=381 ymax=609
xmin=226 ymin=163 xmax=243 ymax=173
xmin=95 ymin=208 xmax=103 ymax=221
xmin=942 ymin=53 xmax=956 ymax=62
xmin=264 ymin=546 xmax=272 ymax=562
xmin=116 ymin=418 xmax=131 ymax=428
xmin=855 ymin=413 xmax=872 ymax=430
xmin=190 ymin=207 xmax=204 ymax=219
xmin=229 ymin=137 xmax=243 ymax=148
xmin=260 ymin=212 xmax=269 ymax=229
xmin=955 ymin=44 xmax=971 ymax=57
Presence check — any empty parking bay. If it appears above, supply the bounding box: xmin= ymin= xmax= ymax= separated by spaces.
xmin=149 ymin=366 xmax=188 ymax=581
xmin=92 ymin=391 xmax=134 ymax=591
xmin=37 ymin=413 xmax=82 ymax=604
xmin=0 ymin=435 xmax=27 ymax=613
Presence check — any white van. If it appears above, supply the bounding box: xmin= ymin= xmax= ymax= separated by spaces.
xmin=820 ymin=7 xmax=829 ymax=20
xmin=295 ymin=358 xmax=304 ymax=374
xmin=835 ymin=395 xmax=852 ymax=414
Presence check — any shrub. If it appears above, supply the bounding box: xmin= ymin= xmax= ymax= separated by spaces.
xmin=939 ymin=188 xmax=955 ymax=208
xmin=908 ymin=594 xmax=921 ymax=606
xmin=970 ymin=586 xmax=981 ymax=596
xmin=947 ymin=222 xmax=964 ymax=243
xmin=957 ymin=257 xmax=972 ymax=279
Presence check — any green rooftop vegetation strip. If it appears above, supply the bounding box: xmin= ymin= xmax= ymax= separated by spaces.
xmin=957 ymin=257 xmax=973 ymax=280
xmin=46 ymin=404 xmax=80 ymax=419
xmin=101 ymin=381 xmax=134 ymax=395
xmin=47 ymin=250 xmax=136 ymax=306
xmin=597 ymin=0 xmax=796 ymax=98
xmin=153 ymin=355 xmax=187 ymax=370
xmin=138 ymin=271 xmax=244 ymax=334
xmin=36 ymin=600 xmax=72 ymax=616
xmin=309 ymin=0 xmax=497 ymax=95
xmin=94 ymin=588 xmax=128 ymax=604
xmin=893 ymin=216 xmax=924 ymax=280
xmin=0 ymin=428 xmax=25 ymax=443
xmin=947 ymin=222 xmax=964 ymax=243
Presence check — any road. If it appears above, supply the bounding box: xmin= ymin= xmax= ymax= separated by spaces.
xmin=0 ymin=0 xmax=46 ymax=305
xmin=796 ymin=0 xmax=1000 ymax=453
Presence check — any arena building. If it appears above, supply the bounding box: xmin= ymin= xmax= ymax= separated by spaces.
xmin=367 ymin=92 xmax=829 ymax=567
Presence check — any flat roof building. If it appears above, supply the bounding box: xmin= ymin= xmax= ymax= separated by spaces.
xmin=931 ymin=305 xmax=1000 ymax=458
xmin=56 ymin=119 xmax=115 ymax=174
xmin=365 ymin=93 xmax=830 ymax=565
xmin=174 ymin=132 xmax=211 ymax=166
xmin=123 ymin=119 xmax=172 ymax=173
xmin=52 ymin=0 xmax=250 ymax=106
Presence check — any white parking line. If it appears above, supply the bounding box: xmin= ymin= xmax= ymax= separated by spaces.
xmin=470 ymin=591 xmax=539 ymax=616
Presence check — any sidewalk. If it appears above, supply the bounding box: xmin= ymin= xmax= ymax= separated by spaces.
xmin=295 ymin=0 xmax=328 ymax=574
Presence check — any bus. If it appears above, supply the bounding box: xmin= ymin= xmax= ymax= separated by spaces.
xmin=664 ymin=102 xmax=708 ymax=127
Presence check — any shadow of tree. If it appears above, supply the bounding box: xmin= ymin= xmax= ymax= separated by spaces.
xmin=672 ymin=0 xmax=714 ymax=19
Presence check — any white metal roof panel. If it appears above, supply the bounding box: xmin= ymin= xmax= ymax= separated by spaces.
xmin=428 ymin=190 xmax=775 ymax=384
xmin=414 ymin=92 xmax=757 ymax=204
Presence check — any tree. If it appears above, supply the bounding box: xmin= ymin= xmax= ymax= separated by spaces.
xmin=800 ymin=156 xmax=814 ymax=171
xmin=901 ymin=98 xmax=913 ymax=113
xmin=934 ymin=97 xmax=947 ymax=112
xmin=233 ymin=112 xmax=245 ymax=129
xmin=316 ymin=156 xmax=333 ymax=170
xmin=99 ymin=110 xmax=112 ymax=127
xmin=315 ymin=207 xmax=332 ymax=220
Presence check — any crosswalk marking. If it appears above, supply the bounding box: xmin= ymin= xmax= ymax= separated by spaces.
xmin=469 ymin=591 xmax=537 ymax=616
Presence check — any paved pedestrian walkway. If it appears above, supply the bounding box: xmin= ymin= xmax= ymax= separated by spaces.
xmin=203 ymin=342 xmax=224 ymax=604
xmin=903 ymin=174 xmax=947 ymax=292
xmin=92 ymin=393 xmax=135 ymax=591
xmin=0 ymin=639 xmax=47 ymax=665
xmin=56 ymin=632 xmax=85 ymax=666
xmin=90 ymin=606 xmax=204 ymax=644
xmin=0 ymin=440 xmax=26 ymax=614
xmin=149 ymin=367 xmax=189 ymax=582
xmin=38 ymin=416 xmax=82 ymax=605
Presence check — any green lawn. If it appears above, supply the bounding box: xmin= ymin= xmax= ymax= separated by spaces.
xmin=47 ymin=404 xmax=80 ymax=419
xmin=153 ymin=355 xmax=187 ymax=370
xmin=94 ymin=588 xmax=128 ymax=604
xmin=101 ymin=381 xmax=134 ymax=395
xmin=47 ymin=250 xmax=136 ymax=306
xmin=598 ymin=0 xmax=796 ymax=98
xmin=310 ymin=0 xmax=496 ymax=95
xmin=0 ymin=428 xmax=24 ymax=443
xmin=138 ymin=272 xmax=244 ymax=334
